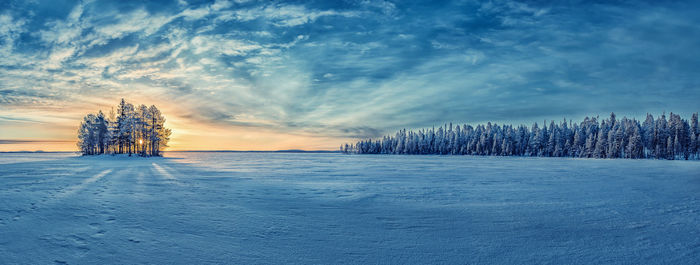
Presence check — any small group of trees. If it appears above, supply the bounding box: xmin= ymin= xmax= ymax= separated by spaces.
xmin=77 ymin=99 xmax=171 ymax=156
xmin=342 ymin=112 xmax=700 ymax=160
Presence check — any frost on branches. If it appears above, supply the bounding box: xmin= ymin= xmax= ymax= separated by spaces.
xmin=77 ymin=99 xmax=171 ymax=156
xmin=342 ymin=112 xmax=700 ymax=160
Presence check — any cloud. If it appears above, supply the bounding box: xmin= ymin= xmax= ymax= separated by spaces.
xmin=0 ymin=139 xmax=73 ymax=144
xmin=359 ymin=0 xmax=398 ymax=17
xmin=1 ymin=0 xmax=700 ymax=150
xmin=222 ymin=4 xmax=360 ymax=27
xmin=0 ymin=13 xmax=26 ymax=43
xmin=45 ymin=46 xmax=78 ymax=69
xmin=93 ymin=9 xmax=176 ymax=40
xmin=0 ymin=12 xmax=28 ymax=66
xmin=190 ymin=35 xmax=261 ymax=56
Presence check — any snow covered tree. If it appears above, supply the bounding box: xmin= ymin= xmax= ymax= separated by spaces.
xmin=626 ymin=125 xmax=643 ymax=159
xmin=594 ymin=121 xmax=608 ymax=158
xmin=341 ymin=112 xmax=699 ymax=160
xmin=691 ymin=113 xmax=699 ymax=159
xmin=77 ymin=99 xmax=171 ymax=156
xmin=642 ymin=114 xmax=655 ymax=158
xmin=95 ymin=111 xmax=109 ymax=154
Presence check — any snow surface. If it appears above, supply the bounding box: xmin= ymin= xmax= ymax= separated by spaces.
xmin=0 ymin=152 xmax=699 ymax=264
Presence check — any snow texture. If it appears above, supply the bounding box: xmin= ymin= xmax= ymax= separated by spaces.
xmin=0 ymin=152 xmax=699 ymax=264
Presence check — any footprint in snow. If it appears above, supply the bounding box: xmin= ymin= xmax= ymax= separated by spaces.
xmin=92 ymin=230 xmax=106 ymax=237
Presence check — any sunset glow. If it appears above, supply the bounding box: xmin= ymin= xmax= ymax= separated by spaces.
xmin=1 ymin=1 xmax=699 ymax=151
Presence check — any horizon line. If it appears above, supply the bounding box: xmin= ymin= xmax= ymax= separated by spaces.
xmin=0 ymin=149 xmax=340 ymax=153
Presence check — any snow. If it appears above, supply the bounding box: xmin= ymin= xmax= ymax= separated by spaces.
xmin=1 ymin=152 xmax=699 ymax=264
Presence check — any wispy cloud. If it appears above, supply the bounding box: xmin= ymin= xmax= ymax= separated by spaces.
xmin=1 ymin=0 xmax=699 ymax=150
xmin=0 ymin=139 xmax=73 ymax=144
xmin=219 ymin=4 xmax=360 ymax=27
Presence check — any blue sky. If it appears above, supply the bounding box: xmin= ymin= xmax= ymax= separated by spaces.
xmin=1 ymin=0 xmax=699 ymax=150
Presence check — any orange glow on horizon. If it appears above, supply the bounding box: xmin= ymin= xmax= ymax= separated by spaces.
xmin=0 ymin=96 xmax=353 ymax=152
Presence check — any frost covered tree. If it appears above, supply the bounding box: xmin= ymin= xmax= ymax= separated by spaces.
xmin=342 ymin=112 xmax=700 ymax=160
xmin=77 ymin=99 xmax=171 ymax=156
xmin=626 ymin=125 xmax=643 ymax=159
xmin=691 ymin=113 xmax=699 ymax=159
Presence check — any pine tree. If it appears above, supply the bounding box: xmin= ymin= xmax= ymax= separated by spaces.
xmin=626 ymin=125 xmax=643 ymax=158
xmin=95 ymin=111 xmax=109 ymax=154
xmin=642 ymin=114 xmax=654 ymax=158
xmin=77 ymin=99 xmax=170 ymax=156
xmin=594 ymin=121 xmax=608 ymax=158
xmin=343 ymin=112 xmax=698 ymax=160
xmin=691 ymin=113 xmax=699 ymax=159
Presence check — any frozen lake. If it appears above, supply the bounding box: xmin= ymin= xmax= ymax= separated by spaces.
xmin=0 ymin=152 xmax=698 ymax=264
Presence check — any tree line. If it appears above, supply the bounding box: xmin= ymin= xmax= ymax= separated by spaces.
xmin=341 ymin=112 xmax=700 ymax=160
xmin=77 ymin=99 xmax=171 ymax=156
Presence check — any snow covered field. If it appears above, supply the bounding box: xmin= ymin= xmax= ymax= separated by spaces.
xmin=0 ymin=152 xmax=698 ymax=264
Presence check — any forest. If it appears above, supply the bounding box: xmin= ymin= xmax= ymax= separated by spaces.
xmin=342 ymin=112 xmax=700 ymax=160
xmin=77 ymin=99 xmax=171 ymax=156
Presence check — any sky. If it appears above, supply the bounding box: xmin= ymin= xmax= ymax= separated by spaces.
xmin=1 ymin=0 xmax=699 ymax=151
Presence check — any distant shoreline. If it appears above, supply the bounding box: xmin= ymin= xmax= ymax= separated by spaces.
xmin=0 ymin=150 xmax=340 ymax=154
xmin=0 ymin=151 xmax=79 ymax=153
xmin=169 ymin=150 xmax=340 ymax=153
